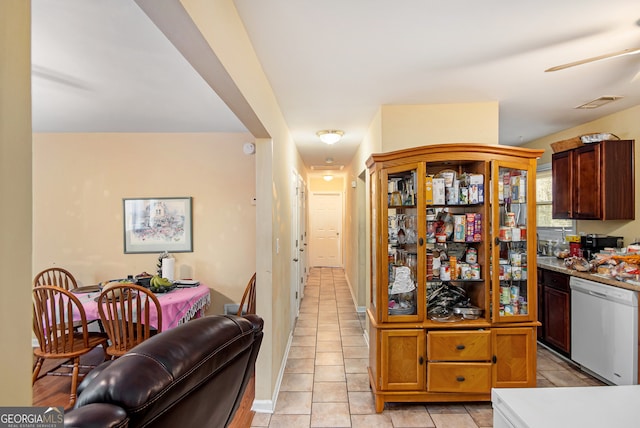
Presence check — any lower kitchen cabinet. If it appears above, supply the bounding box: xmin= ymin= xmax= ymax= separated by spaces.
xmin=538 ymin=268 xmax=571 ymax=356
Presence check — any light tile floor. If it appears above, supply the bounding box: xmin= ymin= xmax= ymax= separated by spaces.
xmin=251 ymin=267 xmax=604 ymax=428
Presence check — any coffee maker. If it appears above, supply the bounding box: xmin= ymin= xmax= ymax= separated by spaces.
xmin=580 ymin=234 xmax=624 ymax=259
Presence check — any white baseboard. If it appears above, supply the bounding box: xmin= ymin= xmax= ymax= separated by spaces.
xmin=251 ymin=329 xmax=294 ymax=414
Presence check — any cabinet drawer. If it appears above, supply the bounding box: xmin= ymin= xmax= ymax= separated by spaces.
xmin=427 ymin=362 xmax=492 ymax=393
xmin=542 ymin=269 xmax=570 ymax=292
xmin=427 ymin=330 xmax=491 ymax=361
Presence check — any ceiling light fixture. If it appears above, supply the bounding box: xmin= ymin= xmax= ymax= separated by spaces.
xmin=323 ymin=174 xmax=334 ymax=182
xmin=317 ymin=130 xmax=344 ymax=145
xmin=325 ymin=157 xmax=334 ymax=164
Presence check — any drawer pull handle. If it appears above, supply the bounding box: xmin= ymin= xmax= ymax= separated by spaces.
xmin=456 ymin=376 xmax=466 ymax=382
xmin=419 ymin=356 xmax=424 ymax=365
xmin=456 ymin=344 xmax=466 ymax=350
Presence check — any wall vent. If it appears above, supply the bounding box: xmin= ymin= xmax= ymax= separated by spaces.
xmin=575 ymin=96 xmax=622 ymax=109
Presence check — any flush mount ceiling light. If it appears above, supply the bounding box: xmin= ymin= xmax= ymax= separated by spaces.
xmin=317 ymin=130 xmax=344 ymax=145
xmin=323 ymin=174 xmax=334 ymax=182
xmin=325 ymin=157 xmax=334 ymax=164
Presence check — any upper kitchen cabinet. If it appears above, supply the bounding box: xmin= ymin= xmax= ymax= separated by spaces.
xmin=552 ymin=140 xmax=635 ymax=220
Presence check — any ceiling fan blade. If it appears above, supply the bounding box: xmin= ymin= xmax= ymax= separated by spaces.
xmin=545 ymin=47 xmax=640 ymax=72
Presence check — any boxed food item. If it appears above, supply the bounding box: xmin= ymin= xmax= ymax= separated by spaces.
xmin=453 ymin=215 xmax=466 ymax=242
xmin=446 ymin=179 xmax=460 ymax=205
xmin=432 ymin=178 xmax=446 ymax=205
xmin=469 ymin=174 xmax=484 ymax=204
xmin=425 ymin=176 xmax=434 ymax=205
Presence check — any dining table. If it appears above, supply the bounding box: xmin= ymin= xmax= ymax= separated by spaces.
xmin=72 ymin=283 xmax=211 ymax=331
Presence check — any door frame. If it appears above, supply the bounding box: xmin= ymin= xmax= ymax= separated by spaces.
xmin=309 ymin=191 xmax=343 ymax=267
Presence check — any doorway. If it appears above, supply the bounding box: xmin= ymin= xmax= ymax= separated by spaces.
xmin=309 ymin=192 xmax=343 ymax=267
xmin=290 ymin=170 xmax=306 ymax=326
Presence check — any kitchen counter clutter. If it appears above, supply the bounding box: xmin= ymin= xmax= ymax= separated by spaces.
xmin=537 ymin=256 xmax=640 ymax=293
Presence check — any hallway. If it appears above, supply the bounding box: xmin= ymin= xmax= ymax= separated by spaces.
xmin=251 ymin=267 xmax=604 ymax=428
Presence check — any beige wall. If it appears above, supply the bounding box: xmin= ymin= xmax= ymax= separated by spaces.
xmin=343 ymin=108 xmax=383 ymax=318
xmin=180 ymin=0 xmax=307 ymax=408
xmin=309 ymin=176 xmax=344 ymax=192
xmin=32 ymin=132 xmax=256 ymax=314
xmin=523 ymin=104 xmax=640 ymax=245
xmin=0 ymin=0 xmax=33 ymax=405
xmin=380 ymin=102 xmax=499 ymax=151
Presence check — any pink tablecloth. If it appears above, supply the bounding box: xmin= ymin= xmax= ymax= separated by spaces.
xmin=74 ymin=284 xmax=211 ymax=330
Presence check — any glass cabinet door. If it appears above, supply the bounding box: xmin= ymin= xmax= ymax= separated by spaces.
xmin=492 ymin=163 xmax=535 ymax=323
xmin=424 ymin=161 xmax=490 ymax=324
xmin=382 ymin=164 xmax=424 ymax=322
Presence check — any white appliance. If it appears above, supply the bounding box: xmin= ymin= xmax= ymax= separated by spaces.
xmin=492 ymin=386 xmax=640 ymax=428
xmin=570 ymin=276 xmax=638 ymax=385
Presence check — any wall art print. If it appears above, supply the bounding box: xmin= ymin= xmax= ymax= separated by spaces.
xmin=123 ymin=197 xmax=193 ymax=253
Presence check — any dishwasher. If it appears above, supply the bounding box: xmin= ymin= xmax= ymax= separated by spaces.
xmin=570 ymin=276 xmax=638 ymax=385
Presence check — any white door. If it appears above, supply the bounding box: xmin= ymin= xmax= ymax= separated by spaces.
xmin=298 ymin=179 xmax=307 ymax=298
xmin=291 ymin=170 xmax=302 ymax=325
xmin=309 ymin=192 xmax=342 ymax=267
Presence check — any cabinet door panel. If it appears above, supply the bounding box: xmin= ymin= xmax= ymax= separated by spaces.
xmin=380 ymin=329 xmax=425 ymax=391
xmin=543 ymin=287 xmax=570 ymax=354
xmin=492 ymin=161 xmax=536 ymax=323
xmin=573 ymin=145 xmax=601 ymax=219
xmin=552 ymin=151 xmax=572 ymax=219
xmin=492 ymin=327 xmax=536 ymax=388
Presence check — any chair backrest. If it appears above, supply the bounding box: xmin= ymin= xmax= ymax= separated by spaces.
xmin=34 ymin=267 xmax=78 ymax=291
xmin=32 ymin=285 xmax=93 ymax=354
xmin=237 ymin=273 xmax=257 ymax=316
xmin=97 ymin=283 xmax=162 ymax=357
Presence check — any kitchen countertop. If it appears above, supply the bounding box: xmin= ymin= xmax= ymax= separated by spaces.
xmin=537 ymin=256 xmax=640 ymax=293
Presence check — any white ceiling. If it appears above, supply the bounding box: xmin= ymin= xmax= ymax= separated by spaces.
xmin=32 ymin=0 xmax=640 ymax=169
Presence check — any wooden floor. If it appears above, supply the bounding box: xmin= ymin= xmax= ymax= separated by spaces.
xmin=32 ymin=346 xmax=107 ymax=410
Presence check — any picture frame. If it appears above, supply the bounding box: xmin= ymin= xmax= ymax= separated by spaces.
xmin=123 ymin=197 xmax=193 ymax=254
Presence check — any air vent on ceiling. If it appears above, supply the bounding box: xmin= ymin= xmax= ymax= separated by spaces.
xmin=310 ymin=165 xmax=344 ymax=171
xmin=575 ymin=96 xmax=622 ymax=109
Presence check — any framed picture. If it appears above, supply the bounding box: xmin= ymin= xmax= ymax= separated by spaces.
xmin=123 ymin=197 xmax=193 ymax=254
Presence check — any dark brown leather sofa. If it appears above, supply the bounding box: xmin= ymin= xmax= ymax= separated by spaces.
xmin=64 ymin=314 xmax=263 ymax=428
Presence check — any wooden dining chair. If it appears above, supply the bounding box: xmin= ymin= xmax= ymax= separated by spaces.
xmin=237 ymin=273 xmax=257 ymax=316
xmin=97 ymin=283 xmax=163 ymax=358
xmin=32 ymin=285 xmax=108 ymax=409
xmin=33 ymin=267 xmax=78 ymax=291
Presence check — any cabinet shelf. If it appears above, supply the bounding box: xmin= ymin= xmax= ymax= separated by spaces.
xmin=389 ymin=204 xmax=416 ymax=209
xmin=427 ymin=203 xmax=484 ymax=209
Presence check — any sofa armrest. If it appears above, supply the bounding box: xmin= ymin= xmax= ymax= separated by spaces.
xmin=242 ymin=314 xmax=264 ymax=332
xmin=64 ymin=403 xmax=128 ymax=428
xmin=76 ymin=360 xmax=113 ymax=399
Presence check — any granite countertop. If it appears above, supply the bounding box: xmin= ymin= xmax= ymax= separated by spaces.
xmin=537 ymin=256 xmax=640 ymax=293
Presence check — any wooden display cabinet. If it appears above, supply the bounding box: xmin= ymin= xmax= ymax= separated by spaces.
xmin=367 ymin=144 xmax=542 ymax=412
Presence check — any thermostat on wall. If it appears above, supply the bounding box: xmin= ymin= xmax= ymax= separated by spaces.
xmin=243 ymin=142 xmax=256 ymax=155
